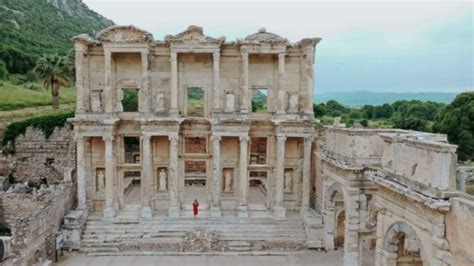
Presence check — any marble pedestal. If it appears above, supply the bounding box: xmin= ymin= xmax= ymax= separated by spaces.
xmin=141 ymin=206 xmax=153 ymax=218
xmin=169 ymin=206 xmax=180 ymax=218
xmin=273 ymin=205 xmax=286 ymax=218
xmin=238 ymin=205 xmax=249 ymax=218
xmin=210 ymin=206 xmax=222 ymax=218
xmin=103 ymin=206 xmax=116 ymax=218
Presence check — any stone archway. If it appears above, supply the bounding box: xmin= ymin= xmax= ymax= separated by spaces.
xmin=323 ymin=182 xmax=346 ymax=251
xmin=378 ymin=221 xmax=426 ymax=266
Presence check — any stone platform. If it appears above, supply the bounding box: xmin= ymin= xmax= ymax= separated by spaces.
xmin=79 ymin=211 xmax=315 ymax=255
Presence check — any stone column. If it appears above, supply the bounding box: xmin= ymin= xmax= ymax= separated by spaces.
xmin=238 ymin=135 xmax=249 ymax=217
xmin=104 ymin=50 xmax=113 ymax=113
xmin=240 ymin=51 xmax=249 ymax=113
xmin=170 ymin=51 xmax=179 ymax=116
xmin=103 ymin=135 xmax=116 ymax=218
xmin=212 ymin=50 xmax=220 ymax=112
xmin=344 ymin=191 xmax=361 ymax=266
xmin=301 ymin=136 xmax=313 ymax=210
xmin=141 ymin=134 xmax=153 ymax=218
xmin=140 ymin=50 xmax=150 ymax=113
xmin=74 ymin=45 xmax=86 ymax=113
xmin=211 ymin=135 xmax=222 ymax=218
xmin=304 ymin=49 xmax=315 ymax=114
xmin=76 ymin=136 xmax=87 ymax=209
xmin=277 ymin=52 xmax=286 ymax=114
xmin=274 ymin=135 xmax=287 ymax=218
xmin=168 ymin=134 xmax=180 ymax=217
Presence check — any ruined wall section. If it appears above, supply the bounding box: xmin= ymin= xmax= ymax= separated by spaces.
xmin=0 ymin=184 xmax=75 ymax=265
xmin=14 ymin=126 xmax=76 ymax=184
xmin=446 ymin=196 xmax=474 ymax=266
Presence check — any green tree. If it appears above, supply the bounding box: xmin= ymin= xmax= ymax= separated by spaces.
xmin=313 ymin=103 xmax=326 ymax=117
xmin=326 ymin=100 xmax=347 ymax=116
xmin=361 ymin=105 xmax=375 ymax=119
xmin=34 ymin=54 xmax=72 ymax=109
xmin=433 ymin=92 xmax=474 ymax=161
xmin=374 ymin=103 xmax=394 ymax=119
xmin=0 ymin=60 xmax=8 ymax=80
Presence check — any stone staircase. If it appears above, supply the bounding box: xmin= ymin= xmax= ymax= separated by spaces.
xmin=79 ymin=213 xmax=310 ymax=255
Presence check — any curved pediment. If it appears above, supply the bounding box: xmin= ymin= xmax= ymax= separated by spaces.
xmin=165 ymin=25 xmax=224 ymax=44
xmin=96 ymin=25 xmax=153 ymax=43
xmin=244 ymin=28 xmax=288 ymax=44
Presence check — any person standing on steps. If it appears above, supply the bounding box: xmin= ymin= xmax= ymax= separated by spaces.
xmin=193 ymin=199 xmax=199 ymax=219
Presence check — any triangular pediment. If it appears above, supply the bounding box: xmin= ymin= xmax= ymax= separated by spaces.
xmin=165 ymin=25 xmax=224 ymax=44
xmin=96 ymin=25 xmax=153 ymax=43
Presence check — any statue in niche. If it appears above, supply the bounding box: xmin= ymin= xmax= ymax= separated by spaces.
xmin=224 ymin=170 xmax=233 ymax=193
xmin=284 ymin=171 xmax=293 ymax=193
xmin=91 ymin=91 xmax=102 ymax=112
xmin=156 ymin=91 xmax=165 ymax=111
xmin=288 ymin=94 xmax=299 ymax=113
xmin=96 ymin=169 xmax=105 ymax=192
xmin=225 ymin=92 xmax=235 ymax=113
xmin=159 ymin=168 xmax=168 ymax=191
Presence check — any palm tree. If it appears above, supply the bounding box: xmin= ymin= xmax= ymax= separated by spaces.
xmin=34 ymin=54 xmax=72 ymax=109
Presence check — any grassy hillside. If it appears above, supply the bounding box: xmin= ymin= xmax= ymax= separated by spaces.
xmin=0 ymin=81 xmax=75 ymax=111
xmin=0 ymin=0 xmax=113 ymax=74
xmin=315 ymin=91 xmax=458 ymax=106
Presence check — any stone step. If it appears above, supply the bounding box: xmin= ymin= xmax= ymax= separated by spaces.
xmin=227 ymin=241 xmax=251 ymax=247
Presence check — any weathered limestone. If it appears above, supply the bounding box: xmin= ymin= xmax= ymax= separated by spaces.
xmin=240 ymin=51 xmax=249 ymax=113
xmin=211 ymin=135 xmax=222 ymax=217
xmin=238 ymin=135 xmax=249 ymax=217
xmin=212 ymin=51 xmax=220 ymax=112
xmin=76 ymin=136 xmax=86 ymax=209
xmin=301 ymin=136 xmax=313 ymax=209
xmin=168 ymin=134 xmax=180 ymax=217
xmin=274 ymin=135 xmax=287 ymax=218
xmin=170 ymin=51 xmax=179 ymax=116
xmin=141 ymin=134 xmax=153 ymax=218
xmin=103 ymin=135 xmax=116 ymax=218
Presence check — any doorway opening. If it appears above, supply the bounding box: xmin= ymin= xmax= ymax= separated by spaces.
xmin=123 ymin=171 xmax=141 ymax=206
xmin=249 ymin=171 xmax=268 ymax=209
xmin=184 ymin=160 xmax=208 ymax=210
xmin=335 ymin=210 xmax=345 ymax=249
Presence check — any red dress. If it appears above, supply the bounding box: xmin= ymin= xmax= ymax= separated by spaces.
xmin=193 ymin=202 xmax=199 ymax=216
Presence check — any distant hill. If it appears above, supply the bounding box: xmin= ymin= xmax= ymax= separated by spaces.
xmin=315 ymin=91 xmax=459 ymax=106
xmin=0 ymin=0 xmax=113 ymax=73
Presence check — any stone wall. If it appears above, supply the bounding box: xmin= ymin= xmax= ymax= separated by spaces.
xmin=0 ymin=183 xmax=75 ymax=265
xmin=446 ymin=196 xmax=474 ymax=266
xmin=14 ymin=126 xmax=76 ymax=184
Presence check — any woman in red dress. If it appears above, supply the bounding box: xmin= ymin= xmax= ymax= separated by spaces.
xmin=192 ymin=199 xmax=199 ymax=219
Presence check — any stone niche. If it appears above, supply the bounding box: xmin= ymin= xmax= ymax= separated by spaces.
xmin=157 ymin=167 xmax=168 ymax=192
xmin=222 ymin=168 xmax=235 ymax=195
xmin=95 ymin=167 xmax=105 ymax=192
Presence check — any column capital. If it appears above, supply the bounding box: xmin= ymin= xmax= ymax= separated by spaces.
xmin=239 ymin=135 xmax=249 ymax=142
xmin=276 ymin=135 xmax=287 ymax=143
xmin=304 ymin=136 xmax=314 ymax=144
xmin=141 ymin=134 xmax=151 ymax=142
xmin=211 ymin=135 xmax=222 ymax=142
xmin=170 ymin=51 xmax=178 ymax=61
xmin=278 ymin=52 xmax=286 ymax=59
xmin=102 ymin=134 xmax=114 ymax=142
xmin=74 ymin=134 xmax=85 ymax=142
xmin=168 ymin=134 xmax=179 ymax=142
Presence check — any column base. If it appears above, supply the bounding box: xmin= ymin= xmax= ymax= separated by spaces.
xmin=210 ymin=206 xmax=222 ymax=218
xmin=168 ymin=206 xmax=180 ymax=218
xmin=169 ymin=109 xmax=179 ymax=117
xmin=103 ymin=206 xmax=116 ymax=218
xmin=273 ymin=205 xmax=286 ymax=218
xmin=238 ymin=205 xmax=249 ymax=218
xmin=141 ymin=206 xmax=153 ymax=218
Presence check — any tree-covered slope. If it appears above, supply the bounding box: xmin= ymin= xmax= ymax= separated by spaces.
xmin=0 ymin=0 xmax=113 ymax=74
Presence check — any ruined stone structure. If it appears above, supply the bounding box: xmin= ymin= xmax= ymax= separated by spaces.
xmin=13 ymin=126 xmax=76 ymax=184
xmin=317 ymin=127 xmax=474 ymax=266
xmin=58 ymin=24 xmax=474 ymax=264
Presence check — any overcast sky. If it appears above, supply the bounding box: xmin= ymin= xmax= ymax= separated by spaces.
xmin=83 ymin=0 xmax=473 ymax=93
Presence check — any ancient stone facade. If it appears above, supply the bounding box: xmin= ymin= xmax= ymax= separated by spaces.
xmin=71 ymin=25 xmax=320 ymax=219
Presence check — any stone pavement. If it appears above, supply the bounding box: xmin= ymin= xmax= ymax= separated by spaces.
xmin=56 ymin=250 xmax=345 ymax=266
